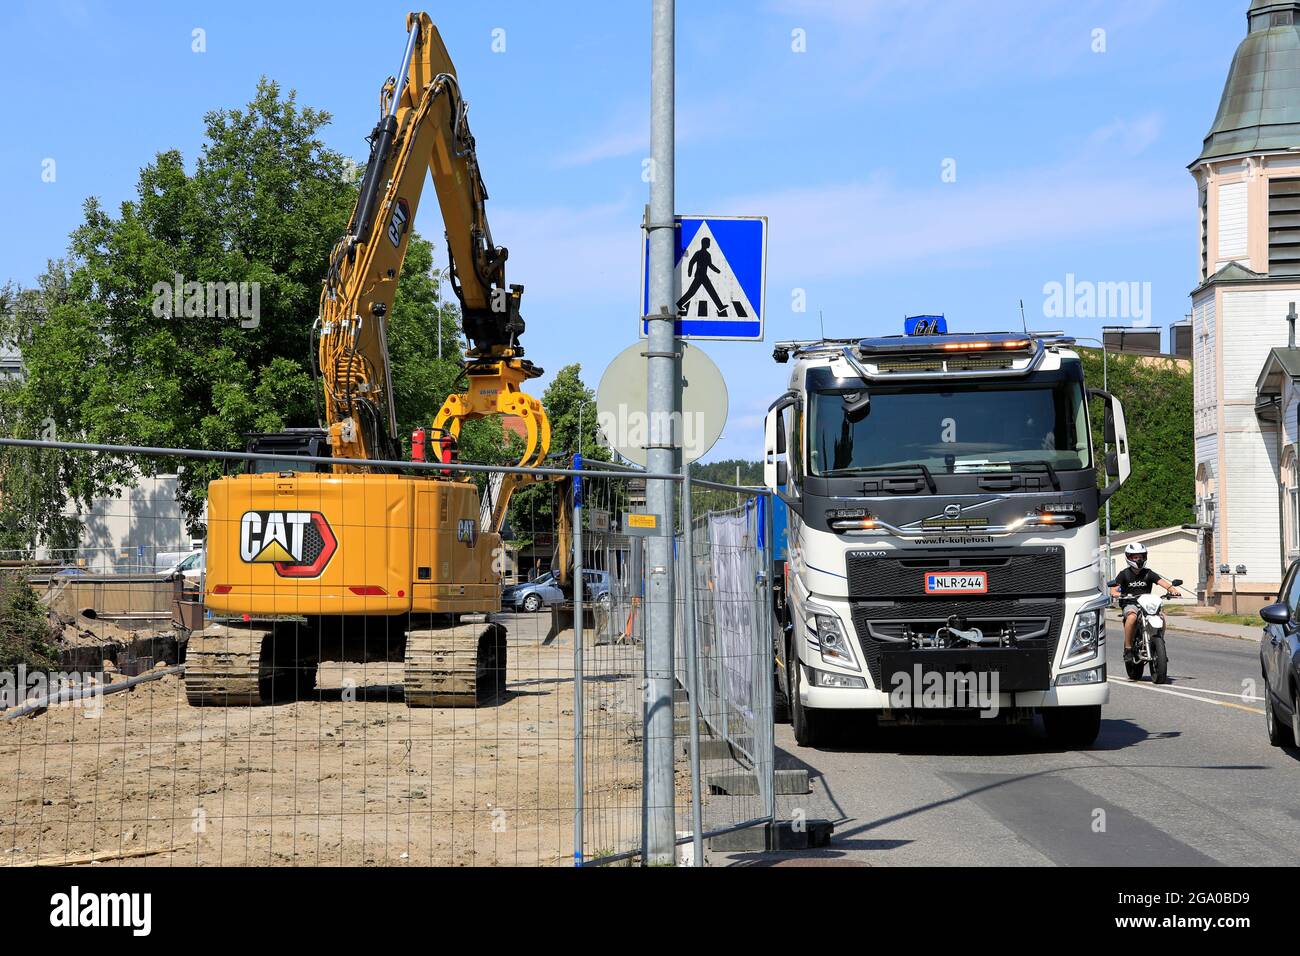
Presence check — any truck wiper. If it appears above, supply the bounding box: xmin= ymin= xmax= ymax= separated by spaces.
xmin=1011 ymin=460 xmax=1061 ymax=490
xmin=825 ymin=463 xmax=937 ymax=493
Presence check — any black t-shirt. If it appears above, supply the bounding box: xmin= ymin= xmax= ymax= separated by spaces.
xmin=1115 ymin=566 xmax=1162 ymax=601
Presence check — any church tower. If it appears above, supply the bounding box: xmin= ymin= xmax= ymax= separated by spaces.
xmin=1190 ymin=0 xmax=1300 ymax=607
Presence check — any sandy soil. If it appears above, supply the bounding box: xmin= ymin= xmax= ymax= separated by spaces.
xmin=0 ymin=620 xmax=648 ymax=867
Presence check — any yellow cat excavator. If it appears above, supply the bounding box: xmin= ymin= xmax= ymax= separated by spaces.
xmin=184 ymin=12 xmax=550 ymax=708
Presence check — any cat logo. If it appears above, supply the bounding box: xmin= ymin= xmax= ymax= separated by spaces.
xmin=239 ymin=511 xmax=337 ymax=578
xmin=457 ymin=518 xmax=478 ymax=546
xmin=387 ymin=197 xmax=410 ymax=247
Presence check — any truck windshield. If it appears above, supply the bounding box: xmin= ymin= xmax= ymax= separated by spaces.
xmin=808 ymin=380 xmax=1091 ymax=477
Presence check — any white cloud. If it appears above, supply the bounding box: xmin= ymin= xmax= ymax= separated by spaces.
xmin=553 ymin=96 xmax=742 ymax=168
xmin=717 ymin=156 xmax=1188 ymax=283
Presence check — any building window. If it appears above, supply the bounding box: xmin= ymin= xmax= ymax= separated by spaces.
xmin=1290 ymin=456 xmax=1300 ymax=552
xmin=1269 ymin=178 xmax=1300 ymax=275
xmin=1200 ymin=188 xmax=1208 ymax=280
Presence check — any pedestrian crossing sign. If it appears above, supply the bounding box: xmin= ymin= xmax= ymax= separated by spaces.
xmin=641 ymin=215 xmax=767 ymax=340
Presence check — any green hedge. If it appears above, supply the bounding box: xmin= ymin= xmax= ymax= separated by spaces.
xmin=1079 ymin=348 xmax=1195 ymax=532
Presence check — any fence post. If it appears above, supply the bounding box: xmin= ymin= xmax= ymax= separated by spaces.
xmin=761 ymin=491 xmax=777 ymax=828
xmin=680 ymin=474 xmax=704 ymax=866
xmin=573 ymin=457 xmax=585 ymax=866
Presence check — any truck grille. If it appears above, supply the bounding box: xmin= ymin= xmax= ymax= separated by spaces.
xmin=845 ymin=547 xmax=1066 ymax=690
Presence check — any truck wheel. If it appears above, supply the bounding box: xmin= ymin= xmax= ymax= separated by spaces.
xmin=772 ymin=631 xmax=792 ymax=724
xmin=791 ymin=659 xmax=830 ymax=747
xmin=1150 ymin=635 xmax=1168 ymax=684
xmin=773 ymin=662 xmax=791 ymax=724
xmin=1042 ymin=704 xmax=1101 ymax=749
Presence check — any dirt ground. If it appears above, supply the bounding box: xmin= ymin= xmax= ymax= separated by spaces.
xmin=0 ymin=622 xmax=648 ymax=867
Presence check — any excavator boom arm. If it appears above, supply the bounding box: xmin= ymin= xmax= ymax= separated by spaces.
xmin=317 ymin=12 xmax=534 ymax=473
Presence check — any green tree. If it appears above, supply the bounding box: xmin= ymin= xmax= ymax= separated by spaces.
xmin=0 ymin=79 xmax=505 ymax=549
xmin=1078 ymin=348 xmax=1194 ymax=532
xmin=689 ymin=458 xmax=762 ymax=515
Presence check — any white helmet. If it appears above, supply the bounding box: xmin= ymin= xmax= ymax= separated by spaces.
xmin=1124 ymin=542 xmax=1148 ymax=571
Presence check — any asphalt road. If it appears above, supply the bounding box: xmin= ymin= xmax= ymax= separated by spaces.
xmin=738 ymin=622 xmax=1299 ymax=866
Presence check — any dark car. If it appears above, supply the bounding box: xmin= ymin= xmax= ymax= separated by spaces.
xmin=1260 ymin=561 xmax=1300 ymax=747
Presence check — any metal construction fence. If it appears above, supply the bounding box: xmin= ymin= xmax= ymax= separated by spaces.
xmin=0 ymin=438 xmax=774 ymax=867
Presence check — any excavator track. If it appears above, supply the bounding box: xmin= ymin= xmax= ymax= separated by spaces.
xmin=184 ymin=625 xmax=316 ymax=706
xmin=404 ymin=621 xmax=507 ymax=708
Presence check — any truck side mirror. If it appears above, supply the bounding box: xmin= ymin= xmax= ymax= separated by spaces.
xmin=765 ymin=391 xmax=799 ymax=494
xmin=1089 ymin=388 xmax=1130 ymax=502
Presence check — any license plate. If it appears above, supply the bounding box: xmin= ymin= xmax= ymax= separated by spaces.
xmin=924 ymin=571 xmax=988 ymax=594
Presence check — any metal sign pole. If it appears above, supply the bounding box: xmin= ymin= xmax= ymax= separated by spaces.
xmin=643 ymin=0 xmax=678 ymax=866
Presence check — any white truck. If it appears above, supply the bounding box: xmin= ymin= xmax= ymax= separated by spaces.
xmin=764 ymin=330 xmax=1129 ymax=747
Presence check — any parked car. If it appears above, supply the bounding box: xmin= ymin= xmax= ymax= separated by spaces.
xmin=160 ymin=549 xmax=204 ymax=584
xmin=503 ymin=571 xmax=561 ymax=612
xmin=1260 ymin=560 xmax=1300 ymax=747
xmin=502 ymin=570 xmax=611 ymax=613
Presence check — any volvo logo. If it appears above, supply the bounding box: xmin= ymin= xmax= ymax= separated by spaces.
xmin=943 ymin=503 xmax=962 ymax=519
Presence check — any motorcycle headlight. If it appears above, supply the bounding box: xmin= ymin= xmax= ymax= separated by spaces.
xmin=807 ymin=607 xmax=859 ymax=671
xmin=1063 ymin=603 xmax=1106 ymax=668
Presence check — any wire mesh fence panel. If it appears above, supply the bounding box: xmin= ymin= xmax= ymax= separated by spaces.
xmin=571 ymin=471 xmax=649 ymax=865
xmin=673 ymin=484 xmax=775 ymax=851
xmin=2 ymin=440 xmax=778 ymax=867
xmin=0 ymin=443 xmax=620 ymax=867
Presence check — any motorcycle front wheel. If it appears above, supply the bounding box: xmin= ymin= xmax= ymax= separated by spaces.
xmin=1150 ymin=635 xmax=1169 ymax=684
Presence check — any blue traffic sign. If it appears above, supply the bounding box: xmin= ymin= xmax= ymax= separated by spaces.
xmin=641 ymin=215 xmax=767 ymax=340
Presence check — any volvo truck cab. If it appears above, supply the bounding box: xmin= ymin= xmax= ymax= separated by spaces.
xmin=765 ymin=331 xmax=1130 ymax=748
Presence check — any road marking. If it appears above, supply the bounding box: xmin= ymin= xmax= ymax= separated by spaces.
xmin=1107 ymin=677 xmax=1264 ymax=715
xmin=1151 ymin=685 xmax=1263 ymax=702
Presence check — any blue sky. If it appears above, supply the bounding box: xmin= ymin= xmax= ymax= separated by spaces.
xmin=0 ymin=0 xmax=1245 ymax=460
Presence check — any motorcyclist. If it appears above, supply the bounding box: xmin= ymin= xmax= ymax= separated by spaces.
xmin=1111 ymin=542 xmax=1181 ymax=663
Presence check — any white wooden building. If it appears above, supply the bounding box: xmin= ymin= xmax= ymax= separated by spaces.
xmin=1190 ymin=0 xmax=1300 ymax=610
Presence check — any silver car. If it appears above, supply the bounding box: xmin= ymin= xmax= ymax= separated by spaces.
xmin=503 ymin=571 xmax=564 ymax=613
xmin=502 ymin=570 xmax=610 ymax=613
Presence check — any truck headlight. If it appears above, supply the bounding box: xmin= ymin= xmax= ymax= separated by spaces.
xmin=809 ymin=609 xmax=859 ymax=670
xmin=1063 ymin=603 xmax=1106 ymax=668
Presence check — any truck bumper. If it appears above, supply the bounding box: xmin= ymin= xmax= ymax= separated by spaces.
xmin=799 ymin=664 xmax=1109 ymax=712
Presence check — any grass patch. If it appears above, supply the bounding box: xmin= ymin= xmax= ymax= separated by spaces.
xmin=0 ymin=572 xmax=58 ymax=671
xmin=1164 ymin=605 xmax=1260 ymax=628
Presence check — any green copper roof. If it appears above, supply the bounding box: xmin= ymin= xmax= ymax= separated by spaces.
xmin=1195 ymin=1 xmax=1300 ymax=164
